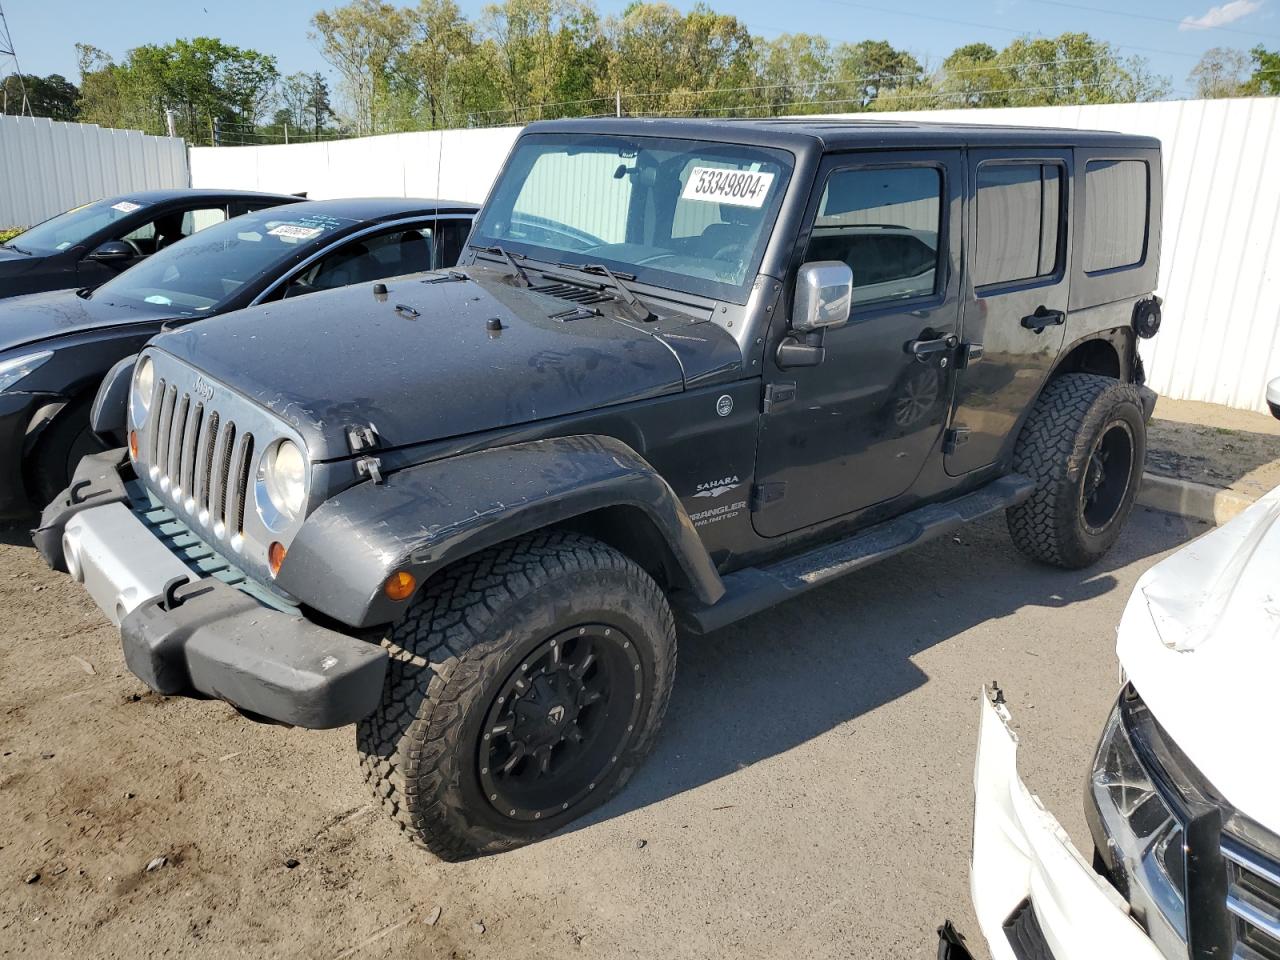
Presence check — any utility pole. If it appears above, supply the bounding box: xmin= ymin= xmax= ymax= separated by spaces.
xmin=165 ymin=108 xmax=177 ymax=138
xmin=284 ymin=121 xmax=289 ymax=145
xmin=615 ymin=90 xmax=621 ymax=118
xmin=0 ymin=1 xmax=31 ymax=117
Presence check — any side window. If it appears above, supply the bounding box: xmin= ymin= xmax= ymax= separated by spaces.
xmin=291 ymin=227 xmax=436 ymax=295
xmin=118 ymin=206 xmax=228 ymax=254
xmin=435 ymin=218 xmax=471 ymax=268
xmin=807 ymin=166 xmax=942 ymax=307
xmin=1083 ymin=160 xmax=1148 ymax=273
xmin=974 ymin=162 xmax=1064 ymax=288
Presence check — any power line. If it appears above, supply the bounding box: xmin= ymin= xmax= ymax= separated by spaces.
xmin=1027 ymin=0 xmax=1280 ymax=42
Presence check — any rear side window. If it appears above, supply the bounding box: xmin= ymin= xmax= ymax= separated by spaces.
xmin=974 ymin=162 xmax=1063 ymax=288
xmin=1083 ymin=160 xmax=1148 ymax=272
xmin=807 ymin=166 xmax=942 ymax=307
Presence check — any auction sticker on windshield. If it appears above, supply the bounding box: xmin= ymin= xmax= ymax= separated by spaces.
xmin=268 ymin=223 xmax=325 ymax=241
xmin=111 ymin=201 xmax=144 ymax=214
xmin=681 ymin=166 xmax=776 ymax=208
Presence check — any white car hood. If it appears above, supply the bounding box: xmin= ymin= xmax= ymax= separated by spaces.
xmin=1118 ymin=485 xmax=1280 ymax=828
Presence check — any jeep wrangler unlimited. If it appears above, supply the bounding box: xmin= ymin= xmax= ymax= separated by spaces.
xmin=37 ymin=118 xmax=1162 ymax=860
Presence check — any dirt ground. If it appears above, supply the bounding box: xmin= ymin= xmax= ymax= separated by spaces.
xmin=1147 ymin=396 xmax=1280 ymax=499
xmin=0 ymin=506 xmax=1205 ymax=960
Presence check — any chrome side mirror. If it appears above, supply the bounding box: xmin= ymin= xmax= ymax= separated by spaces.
xmin=1268 ymin=376 xmax=1280 ymax=421
xmin=792 ymin=261 xmax=853 ymax=333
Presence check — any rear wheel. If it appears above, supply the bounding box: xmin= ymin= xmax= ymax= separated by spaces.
xmin=357 ymin=531 xmax=676 ymax=860
xmin=1007 ymin=373 xmax=1146 ymax=569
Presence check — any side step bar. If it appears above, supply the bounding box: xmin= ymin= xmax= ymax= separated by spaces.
xmin=679 ymin=473 xmax=1035 ymax=635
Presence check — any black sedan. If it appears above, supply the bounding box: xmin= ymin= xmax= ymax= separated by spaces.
xmin=0 ymin=189 xmax=303 ymax=300
xmin=0 ymin=197 xmax=477 ymax=517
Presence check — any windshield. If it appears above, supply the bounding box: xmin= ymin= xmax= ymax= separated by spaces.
xmin=471 ymin=133 xmax=794 ymax=302
xmin=92 ymin=209 xmax=357 ymax=315
xmin=4 ymin=198 xmax=153 ymax=255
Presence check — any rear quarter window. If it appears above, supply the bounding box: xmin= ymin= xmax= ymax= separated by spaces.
xmin=1083 ymin=160 xmax=1149 ymax=272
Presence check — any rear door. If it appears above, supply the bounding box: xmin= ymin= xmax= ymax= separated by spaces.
xmin=945 ymin=148 xmax=1072 ymax=476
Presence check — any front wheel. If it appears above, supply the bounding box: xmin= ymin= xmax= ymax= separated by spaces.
xmin=1006 ymin=373 xmax=1147 ymax=569
xmin=357 ymin=531 xmax=676 ymax=860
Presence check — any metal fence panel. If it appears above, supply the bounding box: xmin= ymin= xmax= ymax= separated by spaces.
xmin=0 ymin=115 xmax=188 ymax=228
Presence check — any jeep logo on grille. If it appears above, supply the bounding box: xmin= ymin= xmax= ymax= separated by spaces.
xmin=194 ymin=377 xmax=214 ymax=402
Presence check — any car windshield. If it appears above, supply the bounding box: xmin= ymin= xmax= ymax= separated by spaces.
xmin=471 ymin=133 xmax=794 ymax=302
xmin=3 ymin=198 xmax=154 ymax=255
xmin=92 ymin=209 xmax=358 ymax=315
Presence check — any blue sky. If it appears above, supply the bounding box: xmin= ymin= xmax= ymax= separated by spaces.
xmin=6 ymin=0 xmax=1280 ymax=100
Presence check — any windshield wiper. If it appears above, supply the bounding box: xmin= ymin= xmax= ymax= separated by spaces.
xmin=75 ymin=287 xmax=92 ymax=300
xmin=1 ymin=241 xmax=32 ymax=256
xmin=555 ymin=262 xmax=654 ymax=323
xmin=470 ymin=243 xmax=531 ymax=287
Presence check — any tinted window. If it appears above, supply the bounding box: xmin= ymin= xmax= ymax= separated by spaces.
xmin=298 ymin=226 xmax=435 ymax=292
xmin=1084 ymin=160 xmax=1148 ymax=272
xmin=807 ymin=167 xmax=942 ymax=307
xmin=974 ymin=162 xmax=1063 ymax=287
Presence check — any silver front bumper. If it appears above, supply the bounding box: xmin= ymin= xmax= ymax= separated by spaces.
xmin=62 ymin=502 xmax=193 ymax=626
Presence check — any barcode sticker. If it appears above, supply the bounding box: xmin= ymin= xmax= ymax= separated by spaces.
xmin=268 ymin=223 xmax=324 ymax=241
xmin=111 ymin=201 xmax=143 ymax=213
xmin=681 ymin=166 xmax=775 ymax=208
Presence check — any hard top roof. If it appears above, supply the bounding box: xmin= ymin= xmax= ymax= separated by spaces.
xmin=522 ymin=116 xmax=1161 ymax=152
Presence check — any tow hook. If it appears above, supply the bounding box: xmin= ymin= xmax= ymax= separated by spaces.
xmin=936 ymin=920 xmax=977 ymax=959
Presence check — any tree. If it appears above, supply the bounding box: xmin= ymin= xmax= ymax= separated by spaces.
xmin=311 ymin=0 xmax=412 ymax=135
xmin=833 ymin=39 xmax=925 ymax=110
xmin=753 ymin=33 xmax=834 ymax=116
xmin=1189 ymin=47 xmax=1250 ymax=98
xmin=1242 ymin=45 xmax=1280 ymax=95
xmin=391 ymin=0 xmax=484 ymax=128
xmin=0 ymin=73 xmax=80 ymax=120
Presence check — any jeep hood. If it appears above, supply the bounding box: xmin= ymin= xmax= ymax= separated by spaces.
xmin=0 ymin=288 xmax=175 ymax=353
xmin=152 ymin=270 xmax=697 ymax=460
xmin=1117 ymin=484 xmax=1280 ymax=829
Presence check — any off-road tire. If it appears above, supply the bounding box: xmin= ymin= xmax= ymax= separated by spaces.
xmin=1007 ymin=373 xmax=1146 ymax=569
xmin=28 ymin=395 xmax=104 ymax=510
xmin=357 ymin=531 xmax=677 ymax=861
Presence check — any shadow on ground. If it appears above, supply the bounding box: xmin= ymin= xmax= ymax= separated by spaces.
xmin=578 ymin=508 xmax=1201 ymax=830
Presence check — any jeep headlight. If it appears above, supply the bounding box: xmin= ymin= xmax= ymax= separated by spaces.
xmin=1090 ymin=697 xmax=1188 ymax=959
xmin=131 ymin=355 xmax=154 ymax=424
xmin=259 ymin=439 xmax=307 ymax=523
xmin=0 ymin=349 xmax=53 ymax=394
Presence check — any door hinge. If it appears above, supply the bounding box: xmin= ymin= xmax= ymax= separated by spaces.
xmin=956 ymin=343 xmax=984 ymax=369
xmin=762 ymin=381 xmax=797 ymax=413
xmin=356 ymin=455 xmax=385 ymax=484
xmin=943 ymin=427 xmax=971 ymax=456
xmin=750 ymin=481 xmax=787 ymax=511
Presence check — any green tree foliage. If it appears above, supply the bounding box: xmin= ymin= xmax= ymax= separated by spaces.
xmin=75 ymin=38 xmax=278 ymax=141
xmin=1243 ymin=46 xmax=1280 ymax=95
xmin=1 ymin=73 xmax=80 ymax=120
xmin=1189 ymin=47 xmax=1250 ymax=98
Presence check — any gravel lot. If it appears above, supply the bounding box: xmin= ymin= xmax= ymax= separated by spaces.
xmin=0 ymin=507 xmax=1204 ymax=960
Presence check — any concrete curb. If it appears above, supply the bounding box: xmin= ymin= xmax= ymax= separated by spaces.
xmin=1136 ymin=473 xmax=1257 ymax=525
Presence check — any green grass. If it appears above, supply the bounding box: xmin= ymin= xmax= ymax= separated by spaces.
xmin=0 ymin=227 xmax=24 ymax=243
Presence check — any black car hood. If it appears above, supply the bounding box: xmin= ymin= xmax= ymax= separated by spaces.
xmin=0 ymin=248 xmax=38 ymax=275
xmin=0 ymin=288 xmax=176 ymax=353
xmin=152 ymin=270 xmax=698 ymax=460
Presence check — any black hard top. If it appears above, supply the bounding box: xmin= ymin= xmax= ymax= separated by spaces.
xmin=524 ymin=117 xmax=1161 ymax=152
xmin=247 ymin=196 xmax=479 ymax=220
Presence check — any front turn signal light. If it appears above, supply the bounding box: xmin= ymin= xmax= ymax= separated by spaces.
xmin=128 ymin=430 xmax=139 ymax=461
xmin=268 ymin=541 xmax=287 ymax=577
xmin=384 ymin=570 xmax=416 ymax=601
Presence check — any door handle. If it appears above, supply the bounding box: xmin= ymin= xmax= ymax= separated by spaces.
xmin=1021 ymin=306 xmax=1066 ymax=332
xmin=905 ymin=334 xmax=958 ymax=362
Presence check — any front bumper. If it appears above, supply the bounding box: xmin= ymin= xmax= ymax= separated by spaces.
xmin=971 ymin=689 xmax=1164 ymax=960
xmin=37 ymin=451 xmax=387 ymax=729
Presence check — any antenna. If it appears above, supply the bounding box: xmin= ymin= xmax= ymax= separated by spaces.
xmin=0 ymin=1 xmax=30 ymax=117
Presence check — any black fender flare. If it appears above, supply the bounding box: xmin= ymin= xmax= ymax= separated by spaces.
xmin=277 ymin=434 xmax=725 ymax=628
xmin=89 ymin=353 xmax=137 ymax=446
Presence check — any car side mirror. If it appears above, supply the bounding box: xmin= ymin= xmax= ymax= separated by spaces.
xmin=792 ymin=261 xmax=853 ymax=333
xmin=1268 ymin=376 xmax=1280 ymax=421
xmin=86 ymin=241 xmax=134 ymax=264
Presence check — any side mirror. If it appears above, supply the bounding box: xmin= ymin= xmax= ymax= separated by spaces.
xmin=792 ymin=261 xmax=853 ymax=333
xmin=86 ymin=241 xmax=134 ymax=265
xmin=1268 ymin=376 xmax=1280 ymax=421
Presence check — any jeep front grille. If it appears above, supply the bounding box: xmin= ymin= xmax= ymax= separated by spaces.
xmin=144 ymin=375 xmax=254 ymax=535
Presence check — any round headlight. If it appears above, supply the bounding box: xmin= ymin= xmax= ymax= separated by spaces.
xmin=132 ymin=356 xmax=154 ymax=422
xmin=264 ymin=439 xmax=307 ymax=519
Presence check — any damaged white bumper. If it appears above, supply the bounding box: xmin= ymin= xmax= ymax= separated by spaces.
xmin=970 ymin=689 xmax=1164 ymax=960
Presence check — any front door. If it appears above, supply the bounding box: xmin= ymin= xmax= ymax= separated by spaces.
xmin=945 ymin=148 xmax=1072 ymax=475
xmin=752 ymin=151 xmax=964 ymax=538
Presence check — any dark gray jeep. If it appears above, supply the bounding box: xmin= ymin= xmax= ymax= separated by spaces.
xmin=37 ymin=118 xmax=1163 ymax=859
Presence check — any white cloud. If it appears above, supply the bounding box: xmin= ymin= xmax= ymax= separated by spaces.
xmin=1179 ymin=0 xmax=1263 ymax=31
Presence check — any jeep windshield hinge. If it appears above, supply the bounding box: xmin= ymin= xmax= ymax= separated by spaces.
xmin=943 ymin=427 xmax=970 ymax=455
xmin=750 ymin=481 xmax=786 ymax=511
xmin=762 ymin=382 xmax=797 ymax=413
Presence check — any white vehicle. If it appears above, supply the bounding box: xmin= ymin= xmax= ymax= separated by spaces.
xmin=963 ymin=377 xmax=1280 ymax=960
